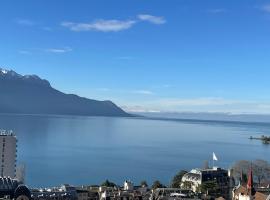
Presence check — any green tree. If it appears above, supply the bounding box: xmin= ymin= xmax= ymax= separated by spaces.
xmin=182 ymin=181 xmax=193 ymax=190
xmin=101 ymin=179 xmax=116 ymax=187
xmin=241 ymin=173 xmax=248 ymax=184
xmin=199 ymin=180 xmax=218 ymax=195
xmin=152 ymin=180 xmax=166 ymax=189
xmin=171 ymin=170 xmax=188 ymax=188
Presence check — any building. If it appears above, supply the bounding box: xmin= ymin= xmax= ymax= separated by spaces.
xmin=181 ymin=167 xmax=231 ymax=198
xmin=150 ymin=188 xmax=198 ymax=200
xmin=76 ymin=186 xmax=99 ymax=200
xmin=0 ymin=177 xmax=31 ymax=200
xmin=98 ymin=182 xmax=147 ymax=200
xmin=31 ymin=184 xmax=78 ymax=200
xmin=124 ymin=181 xmax=134 ymax=191
xmin=0 ymin=130 xmax=17 ymax=178
xmin=181 ymin=169 xmax=201 ymax=192
xmin=76 ymin=189 xmax=89 ymax=200
xmin=232 ymin=185 xmax=269 ymax=200
xmin=232 ymin=168 xmax=270 ymax=200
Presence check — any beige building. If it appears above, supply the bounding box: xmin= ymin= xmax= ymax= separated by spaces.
xmin=77 ymin=189 xmax=89 ymax=200
xmin=232 ymin=185 xmax=269 ymax=200
xmin=232 ymin=168 xmax=270 ymax=200
xmin=0 ymin=130 xmax=17 ymax=178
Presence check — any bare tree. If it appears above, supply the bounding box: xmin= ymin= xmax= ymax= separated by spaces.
xmin=231 ymin=159 xmax=270 ymax=186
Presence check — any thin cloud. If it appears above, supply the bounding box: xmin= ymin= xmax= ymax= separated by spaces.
xmin=261 ymin=4 xmax=270 ymax=12
xmin=15 ymin=19 xmax=35 ymax=26
xmin=96 ymin=88 xmax=111 ymax=92
xmin=155 ymin=97 xmax=236 ymax=107
xmin=45 ymin=47 xmax=72 ymax=53
xmin=161 ymin=84 xmax=173 ymax=88
xmin=15 ymin=19 xmax=55 ymax=32
xmin=42 ymin=27 xmax=53 ymax=31
xmin=121 ymin=105 xmax=160 ymax=113
xmin=132 ymin=90 xmax=155 ymax=95
xmin=18 ymin=50 xmax=31 ymax=55
xmin=137 ymin=14 xmax=166 ymax=24
xmin=151 ymin=84 xmax=173 ymax=89
xmin=119 ymin=98 xmax=270 ymax=114
xmin=115 ymin=56 xmax=134 ymax=60
xmin=207 ymin=9 xmax=227 ymax=14
xmin=61 ymin=19 xmax=136 ymax=32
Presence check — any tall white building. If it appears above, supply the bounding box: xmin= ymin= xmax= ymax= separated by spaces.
xmin=124 ymin=180 xmax=134 ymax=191
xmin=0 ymin=130 xmax=17 ymax=178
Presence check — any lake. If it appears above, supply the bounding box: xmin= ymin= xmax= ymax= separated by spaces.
xmin=0 ymin=114 xmax=269 ymax=187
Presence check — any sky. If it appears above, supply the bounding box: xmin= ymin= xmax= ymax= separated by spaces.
xmin=1 ymin=0 xmax=270 ymax=114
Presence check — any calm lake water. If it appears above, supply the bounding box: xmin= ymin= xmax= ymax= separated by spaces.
xmin=0 ymin=114 xmax=269 ymax=187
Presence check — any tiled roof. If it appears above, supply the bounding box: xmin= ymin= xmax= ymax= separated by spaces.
xmin=234 ymin=185 xmax=248 ymax=196
xmin=255 ymin=192 xmax=268 ymax=200
xmin=215 ymin=197 xmax=225 ymax=200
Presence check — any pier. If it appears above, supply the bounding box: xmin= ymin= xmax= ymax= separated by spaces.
xmin=249 ymin=135 xmax=270 ymax=144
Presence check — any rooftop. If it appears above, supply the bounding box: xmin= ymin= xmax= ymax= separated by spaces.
xmin=0 ymin=130 xmax=15 ymax=137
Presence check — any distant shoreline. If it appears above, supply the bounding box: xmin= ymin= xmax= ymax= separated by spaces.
xmin=0 ymin=112 xmax=136 ymax=119
xmin=134 ymin=112 xmax=270 ymax=125
xmin=1 ymin=112 xmax=270 ymax=128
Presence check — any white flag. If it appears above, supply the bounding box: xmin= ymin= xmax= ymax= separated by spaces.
xmin=213 ymin=152 xmax=218 ymax=161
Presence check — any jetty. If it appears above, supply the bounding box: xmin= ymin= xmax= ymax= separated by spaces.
xmin=249 ymin=135 xmax=270 ymax=144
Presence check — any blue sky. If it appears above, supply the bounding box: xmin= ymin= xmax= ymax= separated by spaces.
xmin=1 ymin=0 xmax=270 ymax=113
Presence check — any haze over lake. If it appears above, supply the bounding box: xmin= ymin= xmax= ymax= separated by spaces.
xmin=0 ymin=114 xmax=269 ymax=187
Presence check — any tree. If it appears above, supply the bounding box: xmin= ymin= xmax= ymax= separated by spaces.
xmin=171 ymin=170 xmax=188 ymax=188
xmin=241 ymin=173 xmax=248 ymax=184
xmin=182 ymin=181 xmax=192 ymax=190
xmin=101 ymin=179 xmax=116 ymax=187
xmin=253 ymin=160 xmax=269 ymax=185
xmin=140 ymin=180 xmax=148 ymax=187
xmin=231 ymin=159 xmax=270 ymax=186
xmin=152 ymin=180 xmax=166 ymax=189
xmin=199 ymin=180 xmax=218 ymax=194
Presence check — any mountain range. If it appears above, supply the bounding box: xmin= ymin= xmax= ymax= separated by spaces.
xmin=0 ymin=68 xmax=130 ymax=117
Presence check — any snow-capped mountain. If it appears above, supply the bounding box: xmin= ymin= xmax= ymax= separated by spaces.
xmin=0 ymin=68 xmax=51 ymax=87
xmin=0 ymin=68 xmax=130 ymax=117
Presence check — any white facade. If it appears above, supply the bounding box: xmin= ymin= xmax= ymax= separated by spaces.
xmin=181 ymin=172 xmax=201 ymax=192
xmin=0 ymin=130 xmax=17 ymax=178
xmin=181 ymin=167 xmax=230 ymax=194
xmin=124 ymin=180 xmax=134 ymax=191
